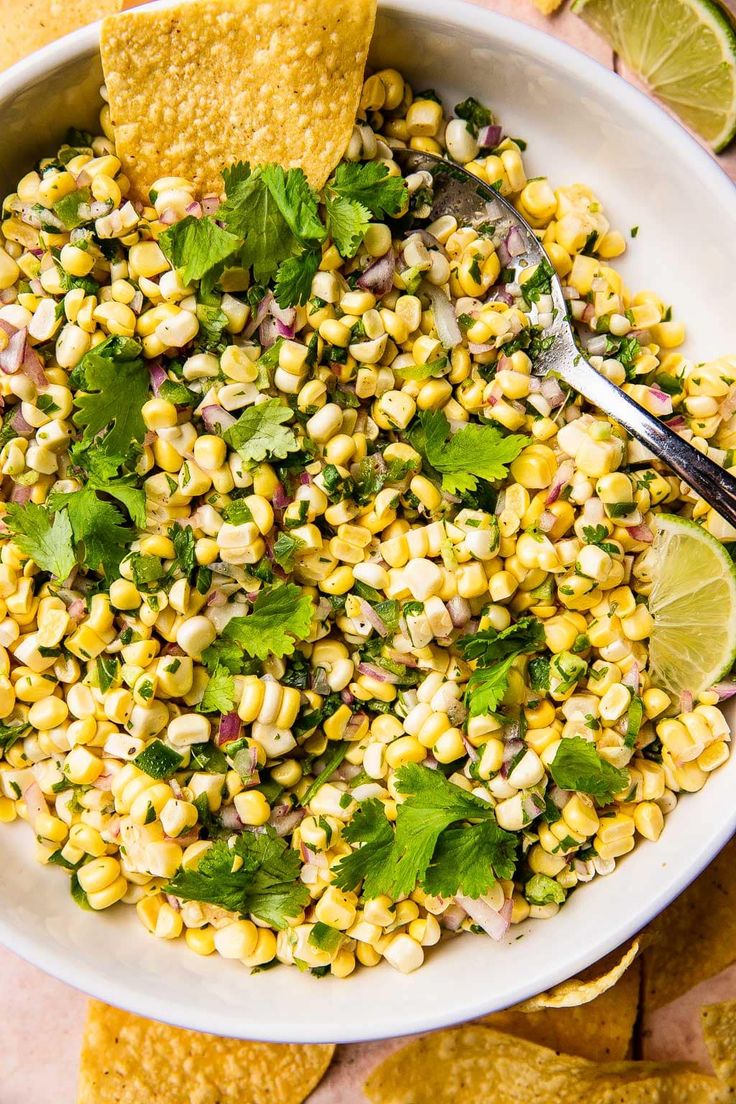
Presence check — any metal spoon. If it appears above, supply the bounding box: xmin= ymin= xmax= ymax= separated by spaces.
xmin=393 ymin=148 xmax=736 ymax=530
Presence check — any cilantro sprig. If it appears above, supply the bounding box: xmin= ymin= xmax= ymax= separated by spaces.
xmin=160 ymin=160 xmax=408 ymax=308
xmin=202 ymin=583 xmax=313 ymax=670
xmin=412 ymin=410 xmax=528 ymax=495
xmin=165 ymin=827 xmax=309 ymax=929
xmin=459 ymin=616 xmax=546 ymax=717
xmin=334 ymin=764 xmax=516 ymax=900
xmin=548 ymin=736 xmax=629 ymax=805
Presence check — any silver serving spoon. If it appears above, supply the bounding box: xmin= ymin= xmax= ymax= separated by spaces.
xmin=394 ymin=148 xmax=736 ymax=530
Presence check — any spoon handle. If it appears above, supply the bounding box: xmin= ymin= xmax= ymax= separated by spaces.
xmin=556 ymin=350 xmax=736 ymax=531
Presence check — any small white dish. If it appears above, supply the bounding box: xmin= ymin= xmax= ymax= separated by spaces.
xmin=0 ymin=0 xmax=734 ymax=1044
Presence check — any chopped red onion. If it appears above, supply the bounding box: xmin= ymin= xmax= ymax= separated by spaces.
xmin=468 ymin=342 xmax=494 ymax=355
xmin=158 ymin=208 xmax=178 ymax=225
xmin=259 ymin=314 xmax=280 ymax=349
xmin=664 ymin=414 xmax=687 ymax=431
xmin=357 ymin=661 xmax=400 ymax=684
xmin=496 ymin=240 xmax=511 ymax=268
xmin=0 ymin=326 xmax=26 ymax=374
xmin=276 ymin=319 xmax=295 ymax=340
xmin=646 ymin=387 xmax=673 ymax=416
xmin=549 ymin=784 xmax=571 ymax=809
xmin=244 ymin=291 xmax=274 ymax=338
xmin=386 ymin=650 xmax=418 ymax=668
xmin=217 ymin=711 xmax=242 ymax=745
xmin=201 ymin=405 xmax=236 ymax=433
xmin=522 ymin=792 xmax=545 ymax=820
xmin=270 ymin=302 xmax=296 ymax=327
xmin=10 ymin=406 xmax=33 ymax=435
xmin=273 ymin=482 xmax=289 ymax=511
xmin=455 ymin=894 xmax=511 ymax=941
xmin=220 ymin=805 xmax=244 ymax=830
xmin=478 ymin=123 xmax=503 ymax=148
xmin=540 ymin=377 xmax=565 ymax=408
xmin=148 ymin=359 xmax=167 ymax=396
xmin=545 ymin=459 xmax=574 ymax=505
xmin=341 ymin=689 xmax=354 ymax=705
xmin=441 ymin=903 xmax=466 ymax=931
xmin=582 ymin=303 xmax=596 ymax=325
xmin=9 ymin=483 xmax=31 ymax=505
xmin=21 ymin=346 xmax=46 ymax=388
xmin=446 ymin=595 xmax=471 ymax=627
xmin=628 ymin=523 xmax=653 ymax=543
xmin=679 ymin=690 xmax=694 ymax=714
xmin=505 ymin=227 xmax=526 ymax=258
xmin=185 ymin=200 xmax=203 ymax=218
xmin=201 ymin=195 xmax=221 ymax=215
xmin=334 ymin=760 xmax=363 ymax=781
xmin=424 ymin=284 xmax=462 ymax=349
xmin=357 ymin=250 xmax=396 ymax=297
xmin=21 ymin=778 xmax=49 ymax=824
xmin=492 ymin=287 xmax=515 ymax=306
xmin=298 ymin=471 xmax=312 ymax=486
xmin=586 ymin=335 xmax=609 ymax=357
xmin=715 ymin=681 xmax=736 ymax=700
xmin=461 ymin=733 xmax=479 ymax=763
xmin=345 ymin=712 xmax=368 ymax=740
xmin=500 ymin=737 xmax=524 ymax=778
xmin=358 ymin=598 xmax=388 ymax=637
xmin=0 ymin=289 xmax=16 ymax=305
xmin=268 ymin=804 xmax=305 ymax=837
xmin=622 ymin=662 xmax=640 ymax=693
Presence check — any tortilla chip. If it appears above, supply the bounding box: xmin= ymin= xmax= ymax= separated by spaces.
xmin=78 ymin=1000 xmax=334 ymax=1104
xmin=513 ymin=937 xmax=641 ymax=1012
xmin=100 ymin=0 xmax=376 ymax=200
xmin=482 ymin=957 xmax=641 ymax=1061
xmin=643 ymin=837 xmax=736 ymax=1011
xmin=702 ymin=1001 xmax=736 ymax=1089
xmin=0 ymin=0 xmax=121 ymax=71
xmin=364 ymin=1026 xmax=720 ymax=1104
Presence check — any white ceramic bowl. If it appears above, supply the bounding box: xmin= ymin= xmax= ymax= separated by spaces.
xmin=1 ymin=0 xmax=735 ymax=1045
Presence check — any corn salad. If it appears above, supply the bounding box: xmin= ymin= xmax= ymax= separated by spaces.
xmin=0 ymin=70 xmax=733 ymax=980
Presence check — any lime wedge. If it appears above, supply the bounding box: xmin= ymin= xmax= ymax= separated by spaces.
xmin=573 ymin=0 xmax=736 ymax=151
xmin=647 ymin=514 xmax=736 ymax=696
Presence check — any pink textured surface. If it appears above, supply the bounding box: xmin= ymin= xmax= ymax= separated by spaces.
xmin=0 ymin=3 xmax=735 ymax=1103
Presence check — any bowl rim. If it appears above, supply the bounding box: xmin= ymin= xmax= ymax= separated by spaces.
xmin=0 ymin=0 xmax=735 ymax=1044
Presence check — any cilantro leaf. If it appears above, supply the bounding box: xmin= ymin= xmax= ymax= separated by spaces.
xmin=325 ymin=193 xmax=371 ymax=258
xmin=308 ymin=922 xmax=343 ymax=955
xmin=90 ymin=475 xmax=146 ymax=528
xmin=335 ymin=764 xmax=516 ymax=900
xmin=274 ymin=247 xmax=321 ymax=308
xmin=72 ymin=342 xmax=149 ymax=468
xmin=423 ymin=820 xmax=516 ymax=899
xmin=223 ymin=398 xmax=299 ymax=464
xmin=219 ymin=583 xmax=313 ymax=661
xmin=520 ymin=257 xmax=555 ymax=305
xmin=5 ymin=503 xmax=76 ymax=580
xmin=327 ymin=161 xmax=408 ymax=220
xmin=159 ymin=215 xmax=240 ymax=285
xmin=459 ymin=616 xmax=545 ymax=717
xmin=333 ymin=799 xmax=395 ymax=896
xmin=463 ymin=655 xmax=519 ymax=717
xmin=273 ymin=531 xmax=306 ymax=572
xmin=416 ymin=410 xmax=528 ymax=494
xmin=197 ymin=664 xmax=236 ymax=714
xmin=259 ymin=165 xmax=325 ymax=243
xmin=49 ymin=487 xmax=133 ymax=579
xmin=201 ymin=636 xmax=247 ymax=676
xmin=165 ymin=828 xmax=309 ymax=928
xmin=454 ymin=96 xmax=494 ymax=138
xmin=549 ymin=736 xmax=629 ymax=804
xmin=169 ymin=522 xmax=196 ymax=580
xmin=219 ymin=171 xmax=298 ymax=284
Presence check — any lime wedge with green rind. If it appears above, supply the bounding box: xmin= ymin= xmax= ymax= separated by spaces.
xmin=573 ymin=0 xmax=736 ymax=151
xmin=647 ymin=514 xmax=736 ymax=696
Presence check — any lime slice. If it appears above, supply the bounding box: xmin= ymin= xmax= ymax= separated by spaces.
xmin=647 ymin=514 xmax=736 ymax=696
xmin=573 ymin=0 xmax=736 ymax=151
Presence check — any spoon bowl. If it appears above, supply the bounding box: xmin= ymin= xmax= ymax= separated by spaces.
xmin=394 ymin=148 xmax=736 ymax=532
